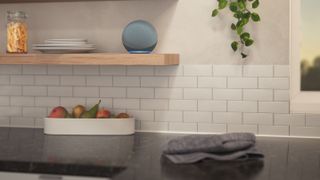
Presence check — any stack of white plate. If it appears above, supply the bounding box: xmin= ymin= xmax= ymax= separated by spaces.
xmin=33 ymin=39 xmax=96 ymax=53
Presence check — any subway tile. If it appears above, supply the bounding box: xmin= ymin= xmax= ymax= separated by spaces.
xmin=198 ymin=77 xmax=227 ymax=88
xmin=141 ymin=99 xmax=169 ymax=110
xmin=274 ymin=90 xmax=290 ymax=101
xmin=155 ymin=88 xmax=183 ymax=99
xmin=23 ymin=65 xmax=47 ymax=75
xmin=0 ymin=86 xmax=22 ymax=96
xmin=184 ymin=111 xmax=212 ymax=123
xmin=23 ymin=107 xmax=47 ymax=118
xmin=60 ymin=97 xmax=86 ymax=108
xmin=100 ymin=66 xmax=126 ymax=76
xmin=86 ymin=76 xmax=112 ymax=86
xmin=259 ymin=102 xmax=289 ymax=113
xmin=73 ymin=66 xmax=99 ymax=75
xmin=10 ymin=75 xmax=34 ymax=85
xmin=141 ymin=77 xmax=168 ymax=87
xmin=23 ymin=86 xmax=47 ymax=96
xmin=100 ymin=87 xmax=126 ymax=98
xmin=213 ymin=89 xmax=242 ymax=100
xmin=155 ymin=66 xmax=183 ymax=76
xmin=0 ymin=76 xmax=10 ymax=85
xmin=0 ymin=117 xmax=10 ymax=127
xmin=274 ymin=114 xmax=306 ymax=126
xmin=228 ymin=101 xmax=257 ymax=112
xmin=290 ymin=127 xmax=320 ymax=137
xmin=140 ymin=122 xmax=169 ymax=131
xmin=228 ymin=124 xmax=258 ymax=133
xmin=243 ymin=113 xmax=273 ymax=125
xmin=228 ymin=77 xmax=257 ymax=88
xmin=35 ymin=97 xmax=60 ymax=107
xmin=169 ymin=77 xmax=197 ymax=88
xmin=198 ymin=123 xmax=227 ymax=133
xmin=184 ymin=88 xmax=212 ymax=100
xmin=73 ymin=87 xmax=99 ymax=97
xmin=0 ymin=65 xmax=22 ymax=74
xmin=183 ymin=65 xmax=212 ymax=76
xmin=243 ymin=89 xmax=273 ymax=101
xmin=306 ymin=114 xmax=320 ymax=127
xmin=35 ymin=76 xmax=59 ymax=85
xmin=213 ymin=65 xmax=242 ymax=77
xmin=0 ymin=107 xmax=21 ymax=116
xmin=169 ymin=100 xmax=197 ymax=111
xmin=113 ymin=99 xmax=140 ymax=110
xmin=86 ymin=98 xmax=112 ymax=109
xmin=35 ymin=118 xmax=44 ymax=128
xmin=48 ymin=87 xmax=73 ymax=97
xmin=61 ymin=76 xmax=86 ymax=86
xmin=127 ymin=110 xmax=154 ymax=121
xmin=259 ymin=125 xmax=289 ymax=136
xmin=113 ymin=77 xmax=140 ymax=87
xmin=48 ymin=65 xmax=73 ymax=75
xmin=169 ymin=123 xmax=197 ymax=132
xmin=274 ymin=65 xmax=289 ymax=77
xmin=127 ymin=88 xmax=154 ymax=98
xmin=0 ymin=96 xmax=10 ymax=106
xmin=198 ymin=100 xmax=227 ymax=112
xmin=213 ymin=112 xmax=242 ymax=124
xmin=259 ymin=78 xmax=289 ymax=89
xmin=10 ymin=117 xmax=34 ymax=128
xmin=243 ymin=65 xmax=273 ymax=77
xmin=127 ymin=66 xmax=154 ymax=76
xmin=155 ymin=111 xmax=183 ymax=122
xmin=11 ymin=96 xmax=35 ymax=106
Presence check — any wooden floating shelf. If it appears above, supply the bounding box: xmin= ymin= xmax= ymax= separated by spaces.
xmin=0 ymin=53 xmax=180 ymax=66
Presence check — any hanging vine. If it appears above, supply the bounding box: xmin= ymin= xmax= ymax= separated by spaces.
xmin=212 ymin=0 xmax=261 ymax=58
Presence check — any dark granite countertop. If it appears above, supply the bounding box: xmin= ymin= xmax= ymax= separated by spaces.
xmin=0 ymin=128 xmax=319 ymax=180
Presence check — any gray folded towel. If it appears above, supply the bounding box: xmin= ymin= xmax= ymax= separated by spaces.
xmin=163 ymin=133 xmax=264 ymax=164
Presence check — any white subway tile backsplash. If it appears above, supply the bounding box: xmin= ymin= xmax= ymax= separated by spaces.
xmin=10 ymin=117 xmax=34 ymax=128
xmin=141 ymin=77 xmax=168 ymax=87
xmin=228 ymin=124 xmax=258 ymax=133
xmin=0 ymin=86 xmax=22 ymax=96
xmin=184 ymin=65 xmax=212 ymax=76
xmin=141 ymin=99 xmax=168 ymax=110
xmin=259 ymin=125 xmax=289 ymax=136
xmin=213 ymin=89 xmax=242 ymax=100
xmin=141 ymin=122 xmax=169 ymax=131
xmin=86 ymin=76 xmax=112 ymax=86
xmin=10 ymin=75 xmax=34 ymax=85
xmin=73 ymin=87 xmax=99 ymax=97
xmin=198 ymin=77 xmax=227 ymax=88
xmin=198 ymin=123 xmax=227 ymax=133
xmin=274 ymin=65 xmax=289 ymax=77
xmin=155 ymin=111 xmax=183 ymax=122
xmin=228 ymin=77 xmax=257 ymax=88
xmin=198 ymin=100 xmax=227 ymax=112
xmin=35 ymin=97 xmax=60 ymax=107
xmin=60 ymin=97 xmax=86 ymax=108
xmin=0 ymin=76 xmax=10 ymax=85
xmin=23 ymin=86 xmax=47 ymax=96
xmin=23 ymin=65 xmax=47 ymax=75
xmin=113 ymin=99 xmax=140 ymax=110
xmin=290 ymin=127 xmax=320 ymax=137
xmin=213 ymin=112 xmax=242 ymax=124
xmin=61 ymin=76 xmax=86 ymax=86
xmin=113 ymin=77 xmax=140 ymax=87
xmin=259 ymin=102 xmax=289 ymax=113
xmin=169 ymin=123 xmax=197 ymax=132
xmin=35 ymin=76 xmax=59 ymax=86
xmin=274 ymin=90 xmax=290 ymax=101
xmin=0 ymin=65 xmax=22 ymax=75
xmin=127 ymin=110 xmax=154 ymax=121
xmin=259 ymin=78 xmax=289 ymax=89
xmin=127 ymin=88 xmax=154 ymax=98
xmin=306 ymin=114 xmax=320 ymax=127
xmin=11 ymin=96 xmax=34 ymax=106
xmin=0 ymin=107 xmax=21 ymax=116
xmin=100 ymin=66 xmax=126 ymax=75
xmin=243 ymin=113 xmax=273 ymax=125
xmin=274 ymin=114 xmax=306 ymax=126
xmin=73 ymin=66 xmax=99 ymax=75
xmin=184 ymin=88 xmax=212 ymax=100
xmin=184 ymin=112 xmax=212 ymax=123
xmin=243 ymin=89 xmax=273 ymax=101
xmin=155 ymin=88 xmax=183 ymax=99
xmin=100 ymin=87 xmax=126 ymax=98
xmin=86 ymin=98 xmax=112 ymax=109
xmin=0 ymin=96 xmax=10 ymax=106
xmin=0 ymin=117 xmax=10 ymax=127
xmin=48 ymin=87 xmax=73 ymax=97
xmin=243 ymin=65 xmax=273 ymax=77
xmin=48 ymin=65 xmax=73 ymax=75
xmin=23 ymin=107 xmax=47 ymax=118
xmin=228 ymin=101 xmax=258 ymax=112
xmin=213 ymin=65 xmax=242 ymax=77
xmin=127 ymin=67 xmax=154 ymax=76
xmin=169 ymin=100 xmax=197 ymax=111
xmin=169 ymin=77 xmax=197 ymax=88
xmin=155 ymin=66 xmax=183 ymax=76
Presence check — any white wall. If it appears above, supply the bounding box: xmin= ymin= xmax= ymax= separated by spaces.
xmin=0 ymin=0 xmax=289 ymax=64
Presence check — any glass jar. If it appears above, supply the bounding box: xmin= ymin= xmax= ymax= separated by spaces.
xmin=7 ymin=11 xmax=28 ymax=53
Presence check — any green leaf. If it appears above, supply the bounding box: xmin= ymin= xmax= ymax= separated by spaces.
xmin=243 ymin=12 xmax=251 ymax=19
xmin=241 ymin=53 xmax=248 ymax=58
xmin=231 ymin=23 xmax=236 ymax=30
xmin=229 ymin=2 xmax=238 ymax=12
xmin=245 ymin=39 xmax=254 ymax=46
xmin=238 ymin=1 xmax=246 ymax=10
xmin=237 ymin=27 xmax=243 ymax=35
xmin=212 ymin=9 xmax=219 ymax=17
xmin=240 ymin=32 xmax=250 ymax=40
xmin=231 ymin=41 xmax=239 ymax=52
xmin=251 ymin=13 xmax=261 ymax=22
xmin=218 ymin=0 xmax=228 ymax=9
xmin=252 ymin=0 xmax=260 ymax=9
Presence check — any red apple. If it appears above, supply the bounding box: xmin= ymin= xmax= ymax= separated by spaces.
xmin=96 ymin=108 xmax=111 ymax=118
xmin=48 ymin=106 xmax=69 ymax=118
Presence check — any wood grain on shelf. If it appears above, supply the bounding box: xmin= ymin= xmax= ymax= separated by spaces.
xmin=0 ymin=53 xmax=179 ymax=65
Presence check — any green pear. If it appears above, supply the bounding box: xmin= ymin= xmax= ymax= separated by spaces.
xmin=80 ymin=100 xmax=101 ymax=118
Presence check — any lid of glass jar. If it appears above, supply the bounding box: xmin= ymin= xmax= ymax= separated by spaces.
xmin=7 ymin=11 xmax=27 ymax=19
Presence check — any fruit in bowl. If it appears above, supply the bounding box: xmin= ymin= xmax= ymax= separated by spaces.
xmin=116 ymin=113 xmax=130 ymax=119
xmin=72 ymin=105 xmax=86 ymax=118
xmin=49 ymin=106 xmax=72 ymax=118
xmin=96 ymin=108 xmax=111 ymax=118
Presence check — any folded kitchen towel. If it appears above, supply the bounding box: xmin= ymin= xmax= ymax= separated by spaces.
xmin=163 ymin=133 xmax=264 ymax=164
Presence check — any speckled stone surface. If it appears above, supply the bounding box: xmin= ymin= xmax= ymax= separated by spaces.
xmin=0 ymin=128 xmax=319 ymax=180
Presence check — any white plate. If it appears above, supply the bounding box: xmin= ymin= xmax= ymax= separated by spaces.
xmin=33 ymin=43 xmax=95 ymax=48
xmin=45 ymin=38 xmax=87 ymax=42
xmin=33 ymin=47 xmax=95 ymax=54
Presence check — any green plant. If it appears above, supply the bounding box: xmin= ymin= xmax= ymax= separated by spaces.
xmin=212 ymin=0 xmax=261 ymax=58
